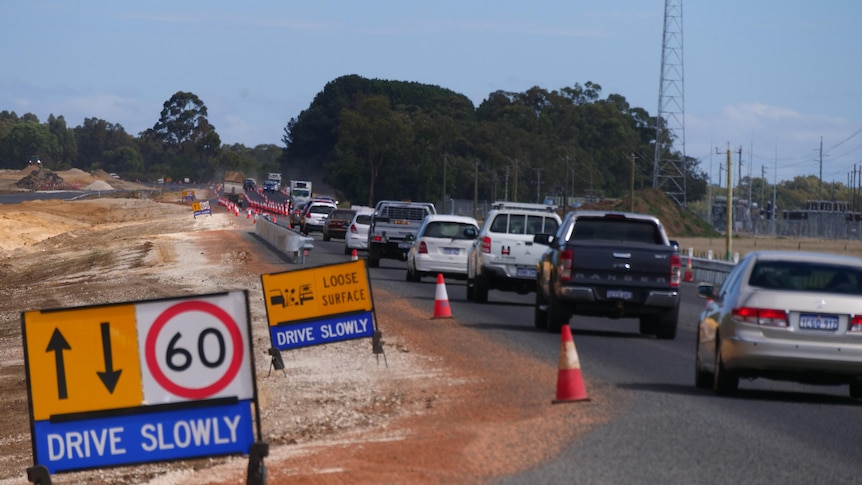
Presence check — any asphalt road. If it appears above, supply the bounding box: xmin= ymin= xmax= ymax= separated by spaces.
xmin=303 ymin=233 xmax=862 ymax=485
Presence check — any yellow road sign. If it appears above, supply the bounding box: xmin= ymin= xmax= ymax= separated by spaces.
xmin=23 ymin=305 xmax=144 ymax=421
xmin=262 ymin=259 xmax=372 ymax=325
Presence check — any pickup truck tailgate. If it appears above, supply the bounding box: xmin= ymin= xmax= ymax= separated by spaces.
xmin=567 ymin=242 xmax=676 ymax=296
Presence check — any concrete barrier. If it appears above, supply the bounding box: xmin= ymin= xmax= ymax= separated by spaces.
xmin=255 ymin=215 xmax=314 ymax=263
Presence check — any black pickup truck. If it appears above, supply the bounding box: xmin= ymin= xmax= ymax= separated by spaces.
xmin=534 ymin=211 xmax=681 ymax=339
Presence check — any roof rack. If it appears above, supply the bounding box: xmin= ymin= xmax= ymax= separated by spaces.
xmin=491 ymin=201 xmax=558 ymax=212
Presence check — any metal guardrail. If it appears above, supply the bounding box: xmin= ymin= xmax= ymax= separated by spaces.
xmin=683 ymin=247 xmax=737 ymax=286
xmin=255 ymin=215 xmax=314 ymax=264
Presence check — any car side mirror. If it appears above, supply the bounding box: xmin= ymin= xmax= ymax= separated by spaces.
xmin=696 ymin=283 xmax=715 ymax=300
xmin=464 ymin=228 xmax=478 ymax=239
xmin=669 ymin=239 xmax=680 ymax=251
xmin=405 ymin=233 xmax=415 ymax=242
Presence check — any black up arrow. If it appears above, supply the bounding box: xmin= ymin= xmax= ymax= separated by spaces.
xmin=46 ymin=328 xmax=71 ymax=400
xmin=97 ymin=322 xmax=122 ymax=393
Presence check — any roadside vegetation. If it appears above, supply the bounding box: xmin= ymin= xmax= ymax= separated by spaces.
xmin=0 ymin=75 xmax=848 ymax=220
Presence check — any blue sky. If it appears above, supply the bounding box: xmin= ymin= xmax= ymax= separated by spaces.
xmin=3 ymin=1 xmax=861 ymax=185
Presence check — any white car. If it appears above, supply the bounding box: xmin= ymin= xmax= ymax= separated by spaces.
xmin=406 ymin=214 xmax=480 ymax=282
xmin=467 ymin=202 xmax=561 ymax=302
xmin=344 ymin=208 xmax=374 ymax=254
xmin=300 ymin=201 xmax=337 ymax=234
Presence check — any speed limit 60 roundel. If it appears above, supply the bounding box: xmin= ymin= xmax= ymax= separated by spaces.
xmin=136 ymin=292 xmax=254 ymax=404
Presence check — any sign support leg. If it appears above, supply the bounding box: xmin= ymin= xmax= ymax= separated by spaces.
xmin=246 ymin=441 xmax=269 ymax=485
xmin=26 ymin=465 xmax=51 ymax=485
xmin=372 ymin=330 xmax=387 ymax=367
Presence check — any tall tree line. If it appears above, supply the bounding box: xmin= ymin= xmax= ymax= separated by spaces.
xmin=283 ymin=75 xmax=708 ymax=207
xmin=0 ymin=92 xmax=280 ymax=183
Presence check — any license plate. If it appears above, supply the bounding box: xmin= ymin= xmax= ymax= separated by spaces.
xmin=398 ymin=242 xmax=413 ymax=249
xmin=443 ymin=247 xmax=460 ymax=255
xmin=799 ymin=314 xmax=839 ymax=331
xmin=607 ymin=289 xmax=633 ymax=300
xmin=516 ymin=267 xmax=536 ymax=278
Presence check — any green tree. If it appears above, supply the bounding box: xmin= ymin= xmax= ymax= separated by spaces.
xmin=47 ymin=114 xmax=77 ymax=169
xmin=74 ymin=118 xmax=136 ymax=171
xmin=0 ymin=121 xmax=58 ymax=168
xmin=334 ymin=95 xmax=411 ymax=206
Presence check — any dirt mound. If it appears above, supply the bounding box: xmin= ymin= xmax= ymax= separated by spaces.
xmin=14 ymin=167 xmax=65 ymax=190
xmin=578 ymin=188 xmax=719 ymax=238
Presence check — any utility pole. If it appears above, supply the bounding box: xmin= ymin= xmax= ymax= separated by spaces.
xmin=504 ymin=166 xmax=509 ymax=201
xmin=473 ymin=159 xmax=479 ymax=219
xmin=819 ymin=137 xmax=823 ymax=236
xmin=726 ymin=145 xmax=733 ymax=259
xmin=513 ymin=159 xmax=519 ymax=202
xmin=737 ymin=146 xmax=743 ymax=190
xmin=747 ymin=146 xmax=752 ymax=233
xmin=629 ymin=153 xmax=637 ymax=212
xmin=772 ymin=146 xmax=778 ymax=236
xmin=535 ymin=168 xmax=542 ymax=204
xmin=442 ymin=153 xmax=448 ymax=209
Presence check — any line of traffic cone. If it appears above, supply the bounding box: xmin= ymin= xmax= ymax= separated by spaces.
xmin=553 ymin=324 xmax=589 ymax=403
xmin=432 ymin=273 xmax=452 ymax=318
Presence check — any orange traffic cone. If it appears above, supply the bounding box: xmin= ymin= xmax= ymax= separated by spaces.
xmin=553 ymin=324 xmax=589 ymax=403
xmin=683 ymin=257 xmax=694 ymax=282
xmin=433 ymin=273 xmax=452 ymax=318
xmin=351 ymin=249 xmax=358 ymax=261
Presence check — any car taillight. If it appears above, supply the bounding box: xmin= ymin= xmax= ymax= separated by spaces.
xmin=481 ymin=236 xmax=491 ymax=254
xmin=732 ymin=307 xmax=788 ymax=327
xmin=371 ymin=235 xmax=383 ymax=242
xmin=851 ymin=316 xmax=862 ymax=333
xmin=419 ymin=242 xmax=428 ymax=254
xmin=350 ymin=224 xmax=358 ymax=233
xmin=669 ymin=254 xmax=681 ymax=287
xmin=560 ymin=249 xmax=573 ymax=281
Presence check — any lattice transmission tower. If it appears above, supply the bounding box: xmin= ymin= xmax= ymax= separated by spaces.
xmin=652 ymin=0 xmax=686 ymax=207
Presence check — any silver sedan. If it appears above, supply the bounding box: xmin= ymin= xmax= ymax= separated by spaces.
xmin=695 ymin=250 xmax=862 ymax=397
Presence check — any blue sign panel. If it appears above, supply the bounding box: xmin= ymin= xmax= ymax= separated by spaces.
xmin=270 ymin=310 xmax=375 ymax=351
xmin=33 ymin=400 xmax=255 ymax=474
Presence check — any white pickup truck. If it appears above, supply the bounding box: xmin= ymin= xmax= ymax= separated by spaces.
xmin=366 ymin=200 xmax=436 ymax=268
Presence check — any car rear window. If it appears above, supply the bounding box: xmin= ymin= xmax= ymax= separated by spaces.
xmin=749 ymin=261 xmax=862 ymax=294
xmin=490 ymin=214 xmax=558 ymax=235
xmin=423 ymin=221 xmax=477 ymax=239
xmin=310 ymin=205 xmax=335 ymax=214
xmin=571 ymin=219 xmax=661 ymax=244
xmin=355 ymin=214 xmax=372 ymax=225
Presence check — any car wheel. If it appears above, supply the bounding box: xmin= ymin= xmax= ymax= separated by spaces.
xmin=534 ymin=290 xmax=548 ymax=329
xmin=694 ymin=330 xmax=713 ymax=389
xmin=344 ymin=246 xmax=351 ymax=255
xmin=367 ymin=247 xmax=380 ymax=268
xmin=546 ymin=291 xmax=570 ymax=334
xmin=466 ymin=278 xmax=475 ymax=301
xmin=849 ymin=381 xmax=862 ymax=399
xmin=653 ymin=304 xmax=679 ymax=340
xmin=713 ymin=335 xmax=739 ymax=395
xmin=407 ymin=265 xmax=420 ymax=282
xmin=323 ymin=233 xmax=331 ymax=242
xmin=638 ymin=317 xmax=657 ymax=336
xmin=474 ymin=274 xmax=489 ymax=303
